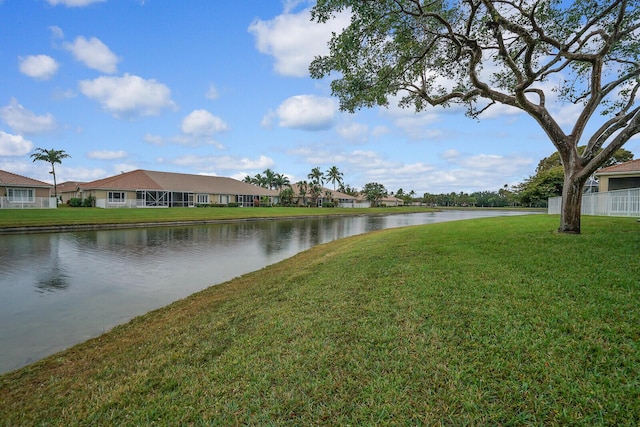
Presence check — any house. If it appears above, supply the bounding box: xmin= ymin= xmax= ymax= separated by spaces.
xmin=77 ymin=169 xmax=280 ymax=208
xmin=57 ymin=181 xmax=86 ymax=205
xmin=0 ymin=170 xmax=54 ymax=209
xmin=288 ymin=183 xmax=357 ymax=207
xmin=353 ymin=194 xmax=404 ymax=207
xmin=595 ymin=159 xmax=640 ymax=192
xmin=380 ymin=195 xmax=404 ymax=207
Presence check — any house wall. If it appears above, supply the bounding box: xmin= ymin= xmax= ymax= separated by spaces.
xmin=197 ymin=194 xmax=237 ymax=205
xmin=609 ymin=176 xmax=640 ymax=191
xmin=4 ymin=186 xmax=50 ymax=198
xmin=34 ymin=188 xmax=50 ymax=198
xmin=599 ymin=174 xmax=640 ymax=192
xmin=89 ymin=189 xmax=138 ymax=208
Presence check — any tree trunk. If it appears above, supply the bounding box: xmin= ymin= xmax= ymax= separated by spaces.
xmin=51 ymin=163 xmax=58 ymax=199
xmin=558 ymin=174 xmax=586 ymax=234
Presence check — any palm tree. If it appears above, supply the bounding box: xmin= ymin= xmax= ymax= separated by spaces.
xmin=252 ymin=173 xmax=266 ymax=188
xmin=325 ymin=165 xmax=343 ymax=191
xmin=30 ymin=148 xmax=70 ymax=199
xmin=273 ymin=173 xmax=290 ymax=190
xmin=296 ymin=180 xmax=309 ymax=206
xmin=278 ymin=186 xmax=295 ymax=206
xmin=307 ymin=167 xmax=324 ymax=186
xmin=262 ymin=168 xmax=276 ymax=189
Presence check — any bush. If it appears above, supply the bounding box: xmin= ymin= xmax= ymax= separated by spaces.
xmin=228 ymin=203 xmax=239 ymax=207
xmin=69 ymin=198 xmax=83 ymax=207
xmin=68 ymin=196 xmax=95 ymax=207
xmin=82 ymin=196 xmax=95 ymax=207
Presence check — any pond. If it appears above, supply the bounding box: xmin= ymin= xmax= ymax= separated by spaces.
xmin=0 ymin=210 xmax=537 ymax=373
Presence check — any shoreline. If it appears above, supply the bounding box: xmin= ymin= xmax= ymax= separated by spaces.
xmin=0 ymin=210 xmax=430 ymax=235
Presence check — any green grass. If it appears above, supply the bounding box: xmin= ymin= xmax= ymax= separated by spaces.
xmin=0 ymin=206 xmax=431 ymax=229
xmin=1 ymin=215 xmax=638 ymax=425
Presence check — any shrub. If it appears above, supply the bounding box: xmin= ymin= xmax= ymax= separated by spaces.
xmin=69 ymin=198 xmax=83 ymax=207
xmin=82 ymin=196 xmax=95 ymax=207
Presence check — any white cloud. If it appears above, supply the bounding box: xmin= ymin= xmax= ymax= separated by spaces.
xmin=275 ymin=95 xmax=337 ymax=130
xmin=371 ymin=125 xmax=390 ymax=138
xmin=181 ymin=109 xmax=230 ymax=136
xmin=0 ymin=131 xmax=33 ymax=156
xmin=288 ymin=145 xmax=349 ymax=166
xmin=248 ymin=8 xmax=350 ymax=77
xmin=18 ymin=55 xmax=59 ymax=80
xmin=168 ymin=154 xmax=274 ymax=171
xmin=59 ymin=166 xmax=108 ymax=182
xmin=442 ymin=149 xmax=461 ymax=160
xmin=46 ymin=0 xmax=106 ymax=7
xmin=450 ymin=153 xmax=532 ymax=174
xmin=205 ymin=84 xmax=219 ymax=100
xmin=336 ymin=122 xmax=368 ymax=143
xmin=143 ymin=133 xmax=165 ymax=146
xmin=381 ymin=101 xmax=442 ymax=140
xmin=79 ymin=74 xmax=176 ymax=119
xmin=64 ymin=36 xmax=120 ymax=73
xmin=0 ymin=99 xmax=57 ymax=134
xmin=112 ymin=163 xmax=138 ymax=174
xmin=49 ymin=26 xmax=65 ymax=39
xmin=346 ymin=150 xmax=386 ymax=169
xmin=87 ymin=150 xmax=127 ymax=160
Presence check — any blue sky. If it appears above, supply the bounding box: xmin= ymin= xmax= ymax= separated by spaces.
xmin=2 ymin=0 xmax=638 ymax=195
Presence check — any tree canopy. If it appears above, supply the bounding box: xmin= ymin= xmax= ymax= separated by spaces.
xmin=311 ymin=0 xmax=640 ymax=233
xmin=30 ymin=148 xmax=71 ymax=198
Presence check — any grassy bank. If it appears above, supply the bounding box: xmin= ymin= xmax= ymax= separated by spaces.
xmin=1 ymin=215 xmax=638 ymax=425
xmin=0 ymin=206 xmax=431 ymax=229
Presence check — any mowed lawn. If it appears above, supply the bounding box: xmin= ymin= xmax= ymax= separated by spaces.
xmin=0 ymin=206 xmax=430 ymax=229
xmin=1 ymin=215 xmax=638 ymax=425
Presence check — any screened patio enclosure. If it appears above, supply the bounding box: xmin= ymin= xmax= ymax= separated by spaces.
xmin=136 ymin=190 xmax=194 ymax=207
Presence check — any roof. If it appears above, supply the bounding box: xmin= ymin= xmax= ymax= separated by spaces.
xmin=57 ymin=181 xmax=86 ymax=193
xmin=80 ymin=169 xmax=279 ymax=196
xmin=596 ymin=159 xmax=640 ymax=176
xmin=0 ymin=170 xmax=52 ymax=188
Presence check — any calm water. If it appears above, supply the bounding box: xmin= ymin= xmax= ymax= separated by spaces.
xmin=0 ymin=210 xmax=536 ymax=373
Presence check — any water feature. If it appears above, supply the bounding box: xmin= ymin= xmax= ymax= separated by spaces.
xmin=0 ymin=210 xmax=536 ymax=373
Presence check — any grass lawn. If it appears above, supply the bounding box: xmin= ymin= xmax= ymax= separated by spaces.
xmin=0 ymin=206 xmax=432 ymax=229
xmin=1 ymin=214 xmax=638 ymax=425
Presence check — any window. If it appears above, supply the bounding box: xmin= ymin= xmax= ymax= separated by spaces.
xmin=8 ymin=188 xmax=34 ymax=203
xmin=197 ymin=194 xmax=209 ymax=204
xmin=108 ymin=191 xmax=126 ymax=203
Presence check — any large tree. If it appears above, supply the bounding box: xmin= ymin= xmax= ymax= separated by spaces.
xmin=326 ymin=165 xmax=344 ymax=190
xmin=30 ymin=148 xmax=71 ymax=199
xmin=308 ymin=167 xmax=325 ymax=187
xmin=362 ymin=182 xmax=387 ymax=207
xmin=310 ymin=0 xmax=640 ymax=233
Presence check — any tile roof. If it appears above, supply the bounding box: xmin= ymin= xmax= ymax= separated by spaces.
xmin=57 ymin=181 xmax=86 ymax=192
xmin=596 ymin=159 xmax=640 ymax=175
xmin=0 ymin=170 xmax=52 ymax=188
xmin=80 ymin=169 xmax=279 ymax=195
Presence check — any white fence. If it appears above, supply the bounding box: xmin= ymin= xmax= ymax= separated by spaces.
xmin=548 ymin=188 xmax=640 ymax=217
xmin=95 ymin=199 xmax=169 ymax=208
xmin=0 ymin=197 xmax=57 ymax=209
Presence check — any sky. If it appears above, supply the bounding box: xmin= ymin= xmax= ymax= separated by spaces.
xmin=2 ymin=0 xmax=639 ymax=196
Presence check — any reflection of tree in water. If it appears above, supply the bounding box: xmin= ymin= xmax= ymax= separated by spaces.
xmin=258 ymin=220 xmax=296 ymax=255
xmin=34 ymin=234 xmax=71 ymax=293
xmin=35 ymin=271 xmax=70 ymax=293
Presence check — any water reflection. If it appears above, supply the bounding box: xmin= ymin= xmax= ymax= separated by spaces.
xmin=0 ymin=210 xmax=537 ymax=373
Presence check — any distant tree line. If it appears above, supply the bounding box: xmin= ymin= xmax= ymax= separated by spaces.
xmin=241 ymin=146 xmax=635 ymax=209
